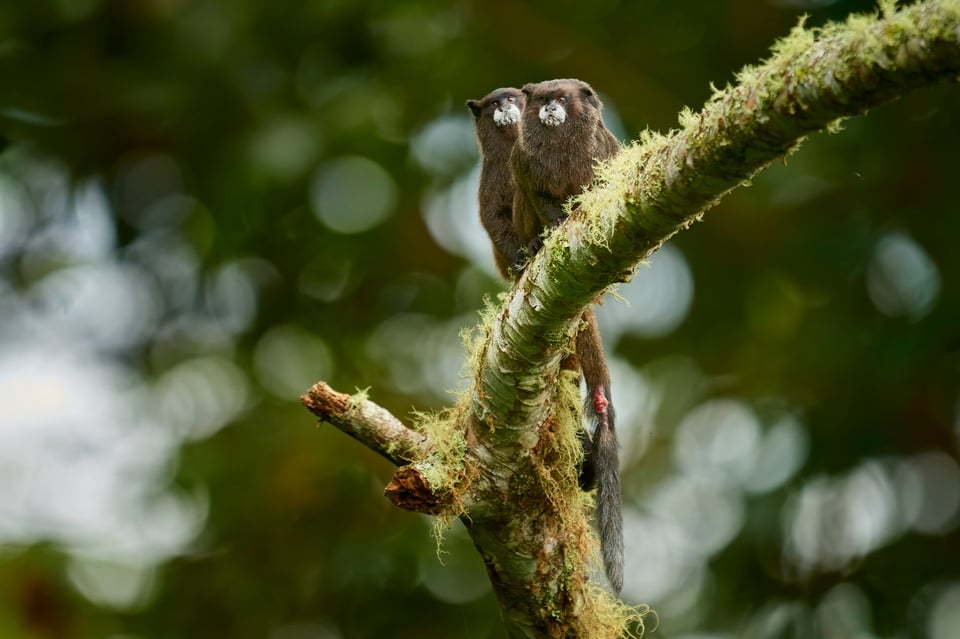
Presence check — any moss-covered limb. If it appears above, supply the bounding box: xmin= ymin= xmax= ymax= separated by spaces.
xmin=462 ymin=444 xmax=640 ymax=639
xmin=466 ymin=496 xmax=642 ymax=639
xmin=460 ymin=363 xmax=644 ymax=638
xmin=563 ymin=0 xmax=960 ymax=308
xmin=475 ymin=0 xmax=960 ymax=434
xmin=463 ymin=1 xmax=959 ymax=634
xmin=300 ymin=381 xmax=430 ymax=467
xmin=301 ymin=2 xmax=960 ymax=636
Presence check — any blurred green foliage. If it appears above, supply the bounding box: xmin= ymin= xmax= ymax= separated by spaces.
xmin=1 ymin=1 xmax=959 ymax=638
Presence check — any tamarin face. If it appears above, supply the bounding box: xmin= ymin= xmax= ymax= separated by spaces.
xmin=466 ymin=88 xmax=524 ymax=127
xmin=521 ymin=79 xmax=603 ymax=130
xmin=493 ymin=94 xmax=522 ymax=126
xmin=539 ymin=97 xmax=567 ymax=127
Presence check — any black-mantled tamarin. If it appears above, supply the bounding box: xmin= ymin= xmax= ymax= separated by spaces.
xmin=509 ymin=78 xmax=624 ymax=595
xmin=466 ymin=87 xmax=526 ymax=278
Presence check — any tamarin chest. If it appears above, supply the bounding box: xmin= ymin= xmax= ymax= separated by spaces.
xmin=524 ymin=146 xmax=594 ymax=197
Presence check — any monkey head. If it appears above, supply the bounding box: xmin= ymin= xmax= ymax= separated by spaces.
xmin=520 ymin=79 xmax=604 ymax=131
xmin=466 ymin=88 xmax=525 ymax=128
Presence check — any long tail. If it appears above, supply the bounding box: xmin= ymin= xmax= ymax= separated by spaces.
xmin=593 ymin=401 xmax=623 ymax=594
xmin=576 ymin=309 xmax=624 ymax=594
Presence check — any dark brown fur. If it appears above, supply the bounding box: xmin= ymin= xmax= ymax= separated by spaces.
xmin=466 ymin=88 xmax=525 ymax=279
xmin=510 ymin=78 xmax=624 ymax=594
xmin=511 ymin=78 xmax=620 ymax=255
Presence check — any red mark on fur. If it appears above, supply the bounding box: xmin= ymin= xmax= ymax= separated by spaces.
xmin=593 ymin=388 xmax=608 ymax=415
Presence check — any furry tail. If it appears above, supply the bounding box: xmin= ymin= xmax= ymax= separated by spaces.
xmin=592 ymin=398 xmax=623 ymax=594
xmin=576 ymin=309 xmax=623 ymax=594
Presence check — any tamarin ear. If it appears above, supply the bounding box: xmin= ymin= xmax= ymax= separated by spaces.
xmin=581 ymin=86 xmax=601 ymax=108
xmin=466 ymin=100 xmax=482 ymax=117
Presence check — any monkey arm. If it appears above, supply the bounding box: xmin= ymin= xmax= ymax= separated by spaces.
xmin=489 ymin=207 xmax=524 ymax=275
xmin=530 ymin=190 xmax=568 ymax=228
xmin=515 ymin=190 xmax=567 ymax=257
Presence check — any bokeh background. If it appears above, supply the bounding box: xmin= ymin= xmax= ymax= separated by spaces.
xmin=1 ymin=0 xmax=959 ymax=637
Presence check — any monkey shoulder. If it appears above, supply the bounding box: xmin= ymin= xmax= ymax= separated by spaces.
xmin=594 ymin=127 xmax=621 ymax=161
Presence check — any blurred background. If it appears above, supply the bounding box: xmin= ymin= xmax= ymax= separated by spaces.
xmin=1 ymin=0 xmax=958 ymax=637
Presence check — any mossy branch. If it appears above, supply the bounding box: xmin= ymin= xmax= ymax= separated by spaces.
xmin=301 ymin=382 xmax=429 ymax=466
xmin=305 ymin=2 xmax=960 ymax=637
xmin=481 ymin=0 xmax=960 ymax=436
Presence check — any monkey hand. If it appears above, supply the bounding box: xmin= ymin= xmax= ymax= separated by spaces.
xmin=526 ymin=236 xmax=543 ymax=257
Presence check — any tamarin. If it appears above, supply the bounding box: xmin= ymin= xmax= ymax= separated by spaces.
xmin=510 ymin=78 xmax=624 ymax=594
xmin=466 ymin=87 xmax=526 ymax=278
xmin=468 ymin=86 xmax=597 ymax=480
xmin=468 ymin=87 xmax=599 ymax=490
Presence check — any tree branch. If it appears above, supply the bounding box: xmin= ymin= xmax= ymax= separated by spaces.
xmin=484 ymin=0 xmax=960 ymax=432
xmin=306 ymin=2 xmax=960 ymax=637
xmin=301 ymin=382 xmax=429 ymax=466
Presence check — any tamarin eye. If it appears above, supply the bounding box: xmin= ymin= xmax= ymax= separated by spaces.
xmin=558 ymin=96 xmax=567 ymax=104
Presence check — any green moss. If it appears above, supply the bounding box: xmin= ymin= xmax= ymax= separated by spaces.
xmin=878 ymin=0 xmax=898 ymax=19
xmin=771 ymin=14 xmax=817 ymax=59
xmin=677 ymin=106 xmax=697 ymax=129
xmin=460 ymin=295 xmax=497 ymax=387
xmin=348 ymin=387 xmax=370 ymax=409
xmin=412 ymin=407 xmax=465 ymax=484
xmin=538 ymin=368 xmax=584 ymax=507
xmin=825 ymin=117 xmax=848 ymax=134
